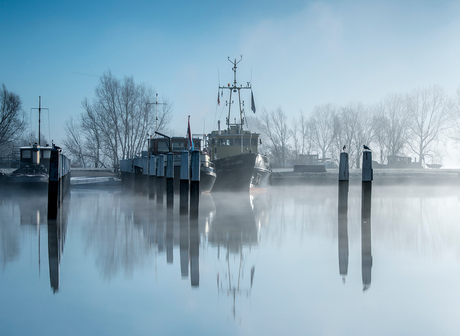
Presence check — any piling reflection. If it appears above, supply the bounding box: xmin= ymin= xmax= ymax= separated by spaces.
xmin=338 ymin=181 xmax=349 ymax=283
xmin=47 ymin=197 xmax=69 ymax=293
xmin=361 ymin=182 xmax=373 ymax=291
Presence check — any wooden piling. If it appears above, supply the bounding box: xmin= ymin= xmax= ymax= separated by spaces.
xmin=180 ymin=151 xmax=189 ymax=215
xmin=362 ymin=151 xmax=373 ymax=182
xmin=190 ymin=150 xmax=200 ymax=219
xmin=339 ymin=152 xmax=349 ymax=181
xmin=166 ymin=153 xmax=174 ymax=208
xmin=149 ymin=155 xmax=156 ymax=199
xmin=156 ymin=154 xmax=164 ymax=204
xmin=48 ymin=148 xmax=60 ymax=219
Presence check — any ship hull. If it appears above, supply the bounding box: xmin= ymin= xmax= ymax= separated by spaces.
xmin=211 ymin=153 xmax=270 ymax=192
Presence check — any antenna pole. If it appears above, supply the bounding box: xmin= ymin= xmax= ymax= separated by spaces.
xmin=147 ymin=94 xmax=167 ymax=137
xmin=31 ymin=96 xmax=49 ymax=146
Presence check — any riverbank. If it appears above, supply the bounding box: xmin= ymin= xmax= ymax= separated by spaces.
xmin=270 ymin=168 xmax=460 ymax=186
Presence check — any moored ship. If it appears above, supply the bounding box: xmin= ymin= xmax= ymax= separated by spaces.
xmin=8 ymin=143 xmax=52 ymax=188
xmin=149 ymin=134 xmax=216 ymax=193
xmin=209 ymin=57 xmax=270 ymax=192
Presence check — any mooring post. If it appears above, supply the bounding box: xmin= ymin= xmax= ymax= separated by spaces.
xmin=190 ymin=150 xmax=200 ymax=219
xmin=339 ymin=152 xmax=349 ymax=182
xmin=48 ymin=148 xmax=60 ymax=220
xmin=180 ymin=151 xmax=189 ymax=215
xmin=156 ymin=154 xmax=165 ymax=204
xmin=166 ymin=153 xmax=174 ymax=208
xmin=149 ymin=155 xmax=156 ymax=199
xmin=362 ymin=150 xmax=373 ymax=182
xmin=142 ymin=153 xmax=149 ymax=195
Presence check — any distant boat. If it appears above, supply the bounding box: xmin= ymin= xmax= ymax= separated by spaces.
xmin=208 ymin=57 xmax=271 ymax=192
xmin=426 ymin=163 xmax=442 ymax=169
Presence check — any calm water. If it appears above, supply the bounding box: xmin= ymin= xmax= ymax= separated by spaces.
xmin=1 ymin=184 xmax=460 ymax=335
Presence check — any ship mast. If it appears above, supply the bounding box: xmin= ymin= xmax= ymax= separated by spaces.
xmin=31 ymin=96 xmax=49 ymax=146
xmin=219 ymin=56 xmax=252 ymax=131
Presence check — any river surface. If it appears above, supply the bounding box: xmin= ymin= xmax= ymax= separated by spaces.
xmin=1 ymin=184 xmax=460 ymax=335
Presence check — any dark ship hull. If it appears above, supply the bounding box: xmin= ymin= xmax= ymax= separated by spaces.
xmin=211 ymin=153 xmax=270 ymax=192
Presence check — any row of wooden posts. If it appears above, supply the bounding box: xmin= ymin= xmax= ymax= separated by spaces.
xmin=120 ymin=150 xmax=201 ymax=218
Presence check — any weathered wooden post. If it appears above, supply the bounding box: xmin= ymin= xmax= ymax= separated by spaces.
xmin=180 ymin=151 xmax=189 ymax=216
xmin=142 ymin=152 xmax=149 ymax=195
xmin=156 ymin=154 xmax=164 ymax=204
xmin=362 ymin=150 xmax=373 ymax=182
xmin=339 ymin=151 xmax=349 ymax=182
xmin=149 ymin=155 xmax=156 ymax=199
xmin=48 ymin=147 xmax=60 ymax=219
xmin=190 ymin=150 xmax=200 ymax=219
xmin=166 ymin=153 xmax=174 ymax=208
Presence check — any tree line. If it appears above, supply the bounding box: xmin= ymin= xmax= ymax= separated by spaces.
xmin=2 ymin=77 xmax=460 ymax=170
xmin=257 ymin=85 xmax=460 ymax=168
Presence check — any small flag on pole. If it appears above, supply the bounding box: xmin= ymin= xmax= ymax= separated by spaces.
xmin=251 ymin=90 xmax=256 ymax=113
xmin=217 ymin=91 xmax=220 ymax=106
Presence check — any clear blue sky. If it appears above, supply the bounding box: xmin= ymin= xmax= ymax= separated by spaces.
xmin=2 ymin=0 xmax=460 ymax=159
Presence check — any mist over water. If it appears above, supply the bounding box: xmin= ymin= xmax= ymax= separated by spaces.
xmin=1 ymin=184 xmax=460 ymax=335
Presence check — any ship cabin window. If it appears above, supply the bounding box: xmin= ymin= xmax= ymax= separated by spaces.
xmin=42 ymin=150 xmax=51 ymax=159
xmin=234 ymin=138 xmax=241 ymax=146
xmin=193 ymin=139 xmax=201 ymax=150
xmin=172 ymin=140 xmax=186 ymax=152
xmin=243 ymin=138 xmax=250 ymax=146
xmin=21 ymin=150 xmax=31 ymax=159
xmin=252 ymin=138 xmax=258 ymax=146
xmin=218 ymin=139 xmax=226 ymax=146
xmin=157 ymin=139 xmax=170 ymax=152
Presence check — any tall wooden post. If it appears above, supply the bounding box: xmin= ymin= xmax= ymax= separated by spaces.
xmin=190 ymin=150 xmax=200 ymax=219
xmin=339 ymin=152 xmax=349 ymax=181
xmin=362 ymin=151 xmax=373 ymax=182
xmin=180 ymin=151 xmax=189 ymax=215
xmin=149 ymin=155 xmax=156 ymax=199
xmin=166 ymin=153 xmax=174 ymax=208
xmin=48 ymin=148 xmax=60 ymax=220
xmin=156 ymin=154 xmax=164 ymax=204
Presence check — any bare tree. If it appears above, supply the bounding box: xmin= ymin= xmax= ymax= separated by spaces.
xmin=310 ymin=104 xmax=337 ymax=161
xmin=69 ymin=71 xmax=173 ymax=168
xmin=257 ymin=107 xmax=291 ymax=167
xmin=336 ymin=102 xmax=373 ymax=168
xmin=62 ymin=117 xmax=87 ymax=167
xmin=446 ymin=88 xmax=460 ymax=152
xmin=406 ymin=85 xmax=451 ymax=165
xmin=0 ymin=84 xmax=26 ymax=149
xmin=372 ymin=93 xmax=411 ymax=164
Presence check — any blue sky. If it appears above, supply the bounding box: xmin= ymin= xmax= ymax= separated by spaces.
xmin=2 ymin=0 xmax=460 ymax=160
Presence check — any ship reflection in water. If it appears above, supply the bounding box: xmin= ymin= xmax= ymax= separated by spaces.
xmin=1 ymin=185 xmax=460 ymax=335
